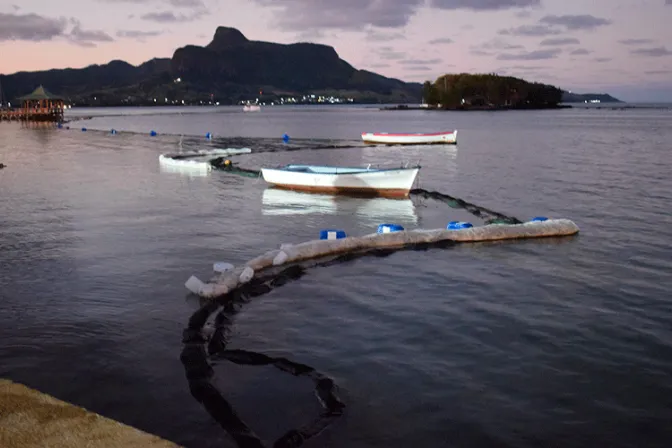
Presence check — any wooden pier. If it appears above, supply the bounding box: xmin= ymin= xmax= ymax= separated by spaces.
xmin=0 ymin=109 xmax=63 ymax=122
xmin=0 ymin=109 xmax=64 ymax=122
xmin=0 ymin=86 xmax=64 ymax=122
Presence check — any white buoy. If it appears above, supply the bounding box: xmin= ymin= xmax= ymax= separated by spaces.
xmin=213 ymin=262 xmax=234 ymax=273
xmin=185 ymin=275 xmax=205 ymax=294
xmin=273 ymin=251 xmax=289 ymax=266
xmin=239 ymin=267 xmax=254 ymax=283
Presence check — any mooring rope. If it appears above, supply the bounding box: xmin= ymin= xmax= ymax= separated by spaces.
xmin=181 ymin=265 xmax=345 ymax=448
xmin=409 ymin=188 xmax=522 ymax=225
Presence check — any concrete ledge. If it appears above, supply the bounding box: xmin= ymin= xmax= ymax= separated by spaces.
xmin=0 ymin=379 xmax=180 ymax=448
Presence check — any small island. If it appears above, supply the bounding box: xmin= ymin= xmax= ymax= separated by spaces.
xmin=418 ymin=73 xmax=569 ymax=111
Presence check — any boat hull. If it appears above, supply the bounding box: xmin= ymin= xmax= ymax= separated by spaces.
xmin=361 ymin=130 xmax=457 ymax=145
xmin=260 ymin=166 xmax=419 ymax=198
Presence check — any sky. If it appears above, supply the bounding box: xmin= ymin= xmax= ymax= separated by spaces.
xmin=1 ymin=0 xmax=671 ymax=101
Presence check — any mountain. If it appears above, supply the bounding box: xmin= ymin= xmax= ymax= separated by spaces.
xmin=561 ymin=91 xmax=622 ymax=103
xmin=0 ymin=27 xmax=422 ymax=106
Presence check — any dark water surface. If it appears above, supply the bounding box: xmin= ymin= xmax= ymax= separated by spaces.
xmin=1 ymin=105 xmax=671 ymax=447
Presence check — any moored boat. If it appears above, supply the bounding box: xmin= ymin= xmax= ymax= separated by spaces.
xmin=361 ymin=130 xmax=457 ymax=145
xmin=260 ymin=164 xmax=420 ymax=198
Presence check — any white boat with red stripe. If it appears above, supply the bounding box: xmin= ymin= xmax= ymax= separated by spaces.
xmin=260 ymin=164 xmax=420 ymax=198
xmin=361 ymin=130 xmax=457 ymax=145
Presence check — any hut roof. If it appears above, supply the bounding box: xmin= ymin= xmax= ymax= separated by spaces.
xmin=18 ymin=85 xmax=63 ymax=101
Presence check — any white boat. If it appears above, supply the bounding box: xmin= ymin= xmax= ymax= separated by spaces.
xmin=260 ymin=164 xmax=420 ymax=198
xmin=243 ymin=104 xmax=261 ymax=112
xmin=361 ymin=130 xmax=457 ymax=145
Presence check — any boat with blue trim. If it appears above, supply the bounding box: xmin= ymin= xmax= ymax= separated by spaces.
xmin=260 ymin=164 xmax=420 ymax=197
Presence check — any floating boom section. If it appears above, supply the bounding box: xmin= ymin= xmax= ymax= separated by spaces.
xmin=158 ymin=148 xmax=252 ymax=172
xmin=187 ymin=219 xmax=579 ymax=300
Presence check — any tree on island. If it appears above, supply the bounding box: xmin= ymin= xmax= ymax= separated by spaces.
xmin=422 ymin=73 xmax=564 ymax=110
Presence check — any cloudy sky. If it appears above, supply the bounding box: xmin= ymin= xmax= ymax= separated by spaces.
xmin=1 ymin=0 xmax=671 ymax=101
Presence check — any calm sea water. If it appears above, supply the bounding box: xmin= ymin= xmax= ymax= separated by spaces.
xmin=1 ymin=105 xmax=671 ymax=447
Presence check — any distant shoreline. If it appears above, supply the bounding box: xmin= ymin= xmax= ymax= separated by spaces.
xmin=6 ymin=102 xmax=667 ymax=124
xmin=380 ymin=105 xmax=573 ymax=111
xmin=380 ymin=103 xmax=672 ymax=111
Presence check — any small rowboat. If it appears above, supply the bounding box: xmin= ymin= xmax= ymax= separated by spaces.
xmin=260 ymin=164 xmax=420 ymax=198
xmin=361 ymin=130 xmax=457 ymax=145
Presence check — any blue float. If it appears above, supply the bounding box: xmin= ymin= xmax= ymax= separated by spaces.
xmin=111 ymin=129 xmax=117 ymax=135
xmin=150 ymin=130 xmax=157 ymax=136
xmin=377 ymin=223 xmax=404 ymax=234
xmin=57 ymin=123 xmax=63 ymax=129
xmin=320 ymin=229 xmax=347 ymax=240
xmin=206 ymin=132 xmax=212 ymax=139
xmin=447 ymin=221 xmax=473 ymax=230
xmin=282 ymin=133 xmax=290 ymax=143
xmin=81 ymin=127 xmax=87 ymax=132
xmin=530 ymin=216 xmax=549 ymax=222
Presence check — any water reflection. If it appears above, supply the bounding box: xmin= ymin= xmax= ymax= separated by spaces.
xmin=20 ymin=121 xmax=58 ymax=131
xmin=21 ymin=123 xmax=59 ymax=146
xmin=361 ymin=143 xmax=458 ymax=161
xmin=261 ymin=188 xmax=419 ymax=226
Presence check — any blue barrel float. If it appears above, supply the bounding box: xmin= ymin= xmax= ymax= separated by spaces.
xmin=282 ymin=133 xmax=290 ymax=143
xmin=206 ymin=132 xmax=212 ymax=139
xmin=530 ymin=216 xmax=549 ymax=222
xmin=81 ymin=127 xmax=87 ymax=132
xmin=150 ymin=130 xmax=157 ymax=136
xmin=447 ymin=221 xmax=473 ymax=230
xmin=111 ymin=129 xmax=117 ymax=135
xmin=377 ymin=223 xmax=404 ymax=234
xmin=320 ymin=229 xmax=347 ymax=240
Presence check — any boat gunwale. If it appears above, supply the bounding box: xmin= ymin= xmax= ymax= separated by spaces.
xmin=361 ymin=130 xmax=456 ymax=137
xmin=262 ymin=165 xmax=421 ymax=176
